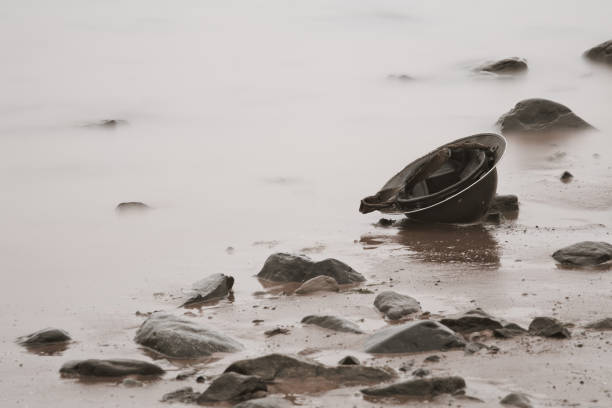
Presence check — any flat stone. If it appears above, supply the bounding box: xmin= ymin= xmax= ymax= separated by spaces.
xmin=17 ymin=328 xmax=71 ymax=346
xmin=552 ymin=241 xmax=612 ymax=267
xmin=374 ymin=291 xmax=421 ymax=320
xmin=497 ymin=98 xmax=592 ymax=134
xmin=233 ymin=397 xmax=292 ymax=408
xmin=294 ymin=276 xmax=339 ymax=294
xmin=361 ymin=376 xmax=466 ymax=397
xmin=224 ymin=353 xmax=394 ymax=385
xmin=528 ymin=317 xmax=571 ymax=339
xmin=257 ymin=253 xmax=365 ymax=284
xmin=501 ymin=392 xmax=533 ymax=408
xmin=60 ymin=359 xmax=164 ymax=378
xmin=301 ymin=315 xmax=363 ymax=334
xmin=584 ymin=39 xmax=612 ymax=65
xmin=134 ymin=312 xmax=243 ymax=358
xmin=116 ymin=202 xmax=149 ymax=212
xmin=585 ymin=317 xmax=612 ymax=330
xmin=181 ymin=273 xmax=234 ymax=307
xmin=440 ymin=308 xmax=503 ymax=333
xmin=338 ymin=355 xmax=360 ymax=365
xmin=479 ymin=57 xmax=527 ymax=74
xmin=198 ymin=372 xmax=267 ymax=403
xmin=364 ymin=320 xmax=465 ymax=354
xmin=161 ymin=387 xmax=200 ymax=404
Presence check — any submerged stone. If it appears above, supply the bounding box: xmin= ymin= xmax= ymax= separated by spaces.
xmin=478 ymin=57 xmax=527 ymax=74
xmin=497 ymin=98 xmax=592 ymax=134
xmin=338 ymin=355 xmax=360 ymax=365
xmin=198 ymin=372 xmax=267 ymax=403
xmin=60 ymin=359 xmax=164 ymax=378
xmin=116 ymin=202 xmax=149 ymax=212
xmin=364 ymin=320 xmax=465 ymax=354
xmin=161 ymin=387 xmax=200 ymax=404
xmin=257 ymin=253 xmax=365 ymax=284
xmin=585 ymin=317 xmax=612 ymax=330
xmin=584 ymin=39 xmax=612 ymax=65
xmin=294 ymin=276 xmax=339 ymax=294
xmin=361 ymin=376 xmax=466 ymax=397
xmin=528 ymin=317 xmax=571 ymax=339
xmin=552 ymin=241 xmax=612 ymax=267
xmin=301 ymin=315 xmax=363 ymax=334
xmin=500 ymin=392 xmax=533 ymax=408
xmin=181 ymin=273 xmax=234 ymax=307
xmin=17 ymin=328 xmax=71 ymax=346
xmin=440 ymin=308 xmax=503 ymax=333
xmin=489 ymin=194 xmax=519 ymax=214
xmin=374 ymin=291 xmax=421 ymax=320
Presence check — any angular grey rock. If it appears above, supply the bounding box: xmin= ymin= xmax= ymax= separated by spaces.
xmin=479 ymin=57 xmax=528 ymax=74
xmin=134 ymin=312 xmax=243 ymax=358
xmin=501 ymin=392 xmax=533 ymax=408
xmin=198 ymin=372 xmax=267 ymax=403
xmin=59 ymin=359 xmax=164 ymax=378
xmin=497 ymin=98 xmax=592 ymax=134
xmin=257 ymin=253 xmax=365 ymax=284
xmin=224 ymin=354 xmax=394 ymax=385
xmin=233 ymin=397 xmax=292 ymax=408
xmin=528 ymin=317 xmax=571 ymax=339
xmin=301 ymin=315 xmax=363 ymax=334
xmin=116 ymin=202 xmax=149 ymax=212
xmin=552 ymin=241 xmax=612 ymax=267
xmin=585 ymin=317 xmax=612 ymax=330
xmin=560 ymin=171 xmax=573 ymax=183
xmin=17 ymin=328 xmax=71 ymax=346
xmin=440 ymin=308 xmax=503 ymax=333
xmin=361 ymin=376 xmax=466 ymax=397
xmin=365 ymin=320 xmax=465 ymax=354
xmin=338 ymin=355 xmax=360 ymax=365
xmin=181 ymin=273 xmax=234 ymax=307
xmin=494 ymin=323 xmax=528 ymax=339
xmin=294 ymin=276 xmax=339 ymax=294
xmin=374 ymin=291 xmax=421 ymax=320
xmin=584 ymin=39 xmax=612 ymax=65
xmin=412 ymin=368 xmax=430 ymax=377
xmin=161 ymin=387 xmax=200 ymax=404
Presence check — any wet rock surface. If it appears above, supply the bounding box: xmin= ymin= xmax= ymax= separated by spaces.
xmin=198 ymin=372 xmax=267 ymax=403
xmin=134 ymin=312 xmax=243 ymax=358
xmin=232 ymin=397 xmax=292 ymax=408
xmin=440 ymin=308 xmax=503 ymax=333
xmin=364 ymin=320 xmax=465 ymax=354
xmin=181 ymin=273 xmax=234 ymax=307
xmin=361 ymin=376 xmax=466 ymax=398
xmin=585 ymin=317 xmax=612 ymax=330
xmin=17 ymin=328 xmax=71 ymax=346
xmin=374 ymin=291 xmax=421 ymax=320
xmin=489 ymin=194 xmax=519 ymax=215
xmin=497 ymin=98 xmax=592 ymax=133
xmin=294 ymin=276 xmax=339 ymax=294
xmin=224 ymin=353 xmax=394 ymax=385
xmin=116 ymin=202 xmax=150 ymax=212
xmin=552 ymin=241 xmax=612 ymax=267
xmin=584 ymin=39 xmax=612 ymax=65
xmin=528 ymin=317 xmax=571 ymax=339
xmin=59 ymin=359 xmax=164 ymax=378
xmin=161 ymin=387 xmax=200 ymax=404
xmin=301 ymin=315 xmax=363 ymax=334
xmin=257 ymin=253 xmax=365 ymax=284
xmin=478 ymin=57 xmax=527 ymax=74
xmin=500 ymin=392 xmax=533 ymax=408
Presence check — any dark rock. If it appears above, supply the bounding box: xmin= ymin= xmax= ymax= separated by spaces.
xmin=364 ymin=320 xmax=465 ymax=354
xmin=584 ymin=40 xmax=612 ymax=66
xmin=479 ymin=57 xmax=528 ymax=74
xmin=560 ymin=171 xmax=573 ymax=183
xmin=161 ymin=387 xmax=200 ymax=404
xmin=500 ymin=392 xmax=533 ymax=408
xmin=376 ymin=218 xmax=395 ymax=227
xmin=338 ymin=355 xmax=360 ymax=365
xmin=196 ymin=376 xmax=206 ymax=383
xmin=374 ymin=291 xmax=421 ymax=320
xmin=233 ymin=397 xmax=292 ymax=408
xmin=424 ymin=355 xmax=440 ymax=363
xmin=528 ymin=317 xmax=571 ymax=339
xmin=489 ymin=194 xmax=519 ymax=213
xmin=116 ymin=202 xmax=149 ymax=212
xmin=398 ymin=360 xmax=415 ymax=372
xmin=412 ymin=368 xmax=430 ymax=377
xmin=257 ymin=253 xmax=365 ymax=284
xmin=497 ymin=98 xmax=592 ymax=134
xmin=440 ymin=308 xmax=503 ymax=333
xmin=175 ymin=368 xmax=198 ymax=381
xmin=552 ymin=241 xmax=612 ymax=267
xmin=224 ymin=354 xmax=394 ymax=385
xmin=181 ymin=273 xmax=234 ymax=307
xmin=59 ymin=359 xmax=164 ymax=378
xmin=585 ymin=317 xmax=612 ymax=330
xmin=294 ymin=276 xmax=339 ymax=294
xmin=264 ymin=328 xmax=290 ymax=337
xmin=494 ymin=323 xmax=528 ymax=339
xmin=361 ymin=376 xmax=466 ymax=397
xmin=301 ymin=315 xmax=363 ymax=334
xmin=17 ymin=328 xmax=71 ymax=346
xmin=134 ymin=312 xmax=243 ymax=358
xmin=464 ymin=342 xmax=487 ymax=354
xmin=198 ymin=372 xmax=267 ymax=403
xmin=485 ymin=212 xmax=503 ymax=224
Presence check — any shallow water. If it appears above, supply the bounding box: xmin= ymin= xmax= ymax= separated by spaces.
xmin=1 ymin=1 xmax=611 ymax=407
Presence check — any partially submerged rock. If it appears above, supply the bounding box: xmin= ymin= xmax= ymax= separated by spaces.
xmin=440 ymin=308 xmax=503 ymax=333
xmin=181 ymin=273 xmax=234 ymax=307
xmin=257 ymin=253 xmax=365 ymax=284
xmin=301 ymin=315 xmax=363 ymax=334
xmin=338 ymin=355 xmax=360 ymax=365
xmin=584 ymin=39 xmax=612 ymax=66
xmin=585 ymin=317 xmax=612 ymax=330
xmin=478 ymin=57 xmax=527 ymax=74
xmin=364 ymin=320 xmax=465 ymax=354
xmin=116 ymin=202 xmax=150 ymax=212
xmin=294 ymin=276 xmax=339 ymax=294
xmin=134 ymin=312 xmax=243 ymax=358
xmin=552 ymin=241 xmax=612 ymax=267
xmin=497 ymin=98 xmax=592 ymax=134
xmin=489 ymin=194 xmax=519 ymax=214
xmin=60 ymin=359 xmax=164 ymax=378
xmin=224 ymin=354 xmax=394 ymax=385
xmin=528 ymin=317 xmax=571 ymax=339
xmin=233 ymin=397 xmax=292 ymax=408
xmin=361 ymin=376 xmax=466 ymax=398
xmin=198 ymin=372 xmax=267 ymax=403
xmin=374 ymin=291 xmax=421 ymax=320
xmin=560 ymin=171 xmax=573 ymax=183
xmin=161 ymin=387 xmax=200 ymax=404
xmin=493 ymin=323 xmax=528 ymax=339
xmin=500 ymin=392 xmax=533 ymax=408
xmin=17 ymin=328 xmax=71 ymax=346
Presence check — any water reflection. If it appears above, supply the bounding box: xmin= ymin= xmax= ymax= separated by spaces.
xmin=360 ymin=220 xmax=500 ymax=267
